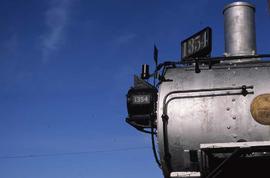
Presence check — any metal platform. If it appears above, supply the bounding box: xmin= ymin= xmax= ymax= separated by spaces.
xmin=170 ymin=172 xmax=201 ymax=178
xmin=201 ymin=141 xmax=270 ymax=150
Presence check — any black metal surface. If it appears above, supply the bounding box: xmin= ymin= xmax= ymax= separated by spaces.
xmin=141 ymin=64 xmax=150 ymax=79
xmin=150 ymin=117 xmax=161 ymax=167
xmin=162 ymin=113 xmax=172 ymax=172
xmin=202 ymin=146 xmax=270 ymax=178
xmin=205 ymin=148 xmax=242 ymax=178
xmin=195 ymin=59 xmax=201 ymax=73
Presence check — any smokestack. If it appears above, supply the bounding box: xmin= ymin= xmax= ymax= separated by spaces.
xmin=223 ymin=2 xmax=257 ymax=60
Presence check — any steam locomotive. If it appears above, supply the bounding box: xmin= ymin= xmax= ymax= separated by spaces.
xmin=126 ymin=2 xmax=270 ymax=178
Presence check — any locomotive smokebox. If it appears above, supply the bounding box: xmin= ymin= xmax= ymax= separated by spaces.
xmin=223 ymin=2 xmax=256 ymax=57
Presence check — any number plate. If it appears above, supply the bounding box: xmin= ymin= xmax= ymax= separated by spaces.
xmin=132 ymin=95 xmax=151 ymax=104
xmin=181 ymin=27 xmax=212 ymax=60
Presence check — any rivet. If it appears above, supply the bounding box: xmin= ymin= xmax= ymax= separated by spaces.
xmin=226 ymin=107 xmax=230 ymax=111
xmin=233 ymin=134 xmax=237 ymax=138
xmin=232 ymin=116 xmax=236 ymax=120
xmin=255 ymin=67 xmax=258 ymax=70
xmin=232 ymin=98 xmax=236 ymax=102
xmin=227 ymin=126 xmax=231 ymax=129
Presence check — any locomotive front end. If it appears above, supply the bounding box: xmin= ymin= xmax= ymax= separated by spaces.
xmin=126 ymin=2 xmax=270 ymax=178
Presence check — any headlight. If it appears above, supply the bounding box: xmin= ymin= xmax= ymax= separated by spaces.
xmin=126 ymin=77 xmax=157 ymax=129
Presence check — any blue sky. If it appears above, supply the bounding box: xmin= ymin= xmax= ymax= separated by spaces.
xmin=0 ymin=1 xmax=269 ymax=178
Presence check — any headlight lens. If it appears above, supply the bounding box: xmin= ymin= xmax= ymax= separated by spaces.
xmin=126 ymin=88 xmax=157 ymax=128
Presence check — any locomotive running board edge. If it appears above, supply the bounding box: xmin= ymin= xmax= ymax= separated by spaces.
xmin=170 ymin=171 xmax=201 ymax=178
xmin=200 ymin=141 xmax=270 ymax=150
